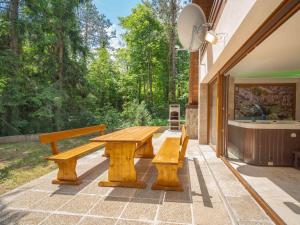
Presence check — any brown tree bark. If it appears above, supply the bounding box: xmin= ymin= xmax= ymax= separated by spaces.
xmin=168 ymin=0 xmax=177 ymax=103
xmin=54 ymin=28 xmax=65 ymax=131
xmin=8 ymin=0 xmax=20 ymax=54
xmin=146 ymin=43 xmax=153 ymax=110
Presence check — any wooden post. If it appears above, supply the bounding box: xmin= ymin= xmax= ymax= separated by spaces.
xmin=216 ymin=73 xmax=223 ymax=158
xmin=50 ymin=142 xmax=59 ymax=155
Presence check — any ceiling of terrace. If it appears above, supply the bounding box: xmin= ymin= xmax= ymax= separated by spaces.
xmin=229 ymin=10 xmax=300 ymax=78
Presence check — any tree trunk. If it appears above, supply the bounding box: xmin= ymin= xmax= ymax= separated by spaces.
xmin=168 ymin=0 xmax=177 ymax=103
xmin=2 ymin=0 xmax=20 ymax=135
xmin=148 ymin=50 xmax=153 ymax=112
xmin=57 ymin=32 xmax=64 ymax=89
xmin=9 ymin=0 xmax=20 ymax=54
xmin=55 ymin=29 xmax=65 ymax=131
xmin=84 ymin=16 xmax=89 ymax=47
xmin=138 ymin=76 xmax=141 ymax=103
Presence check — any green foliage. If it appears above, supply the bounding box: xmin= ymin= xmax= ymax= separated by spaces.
xmin=119 ymin=4 xmax=170 ymax=116
xmin=0 ymin=1 xmax=189 ymax=136
xmin=121 ymin=101 xmax=152 ymax=127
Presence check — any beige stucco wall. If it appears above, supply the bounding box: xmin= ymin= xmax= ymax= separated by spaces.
xmin=198 ymin=83 xmax=208 ymax=144
xmin=186 ymin=107 xmax=198 ymax=139
xmin=228 ymin=77 xmax=300 ymax=120
xmin=212 ymin=0 xmax=256 ymax=63
xmin=199 ymin=0 xmax=282 ymax=83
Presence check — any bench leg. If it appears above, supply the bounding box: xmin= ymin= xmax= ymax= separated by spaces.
xmin=99 ymin=142 xmax=146 ymax=188
xmin=178 ymin=160 xmax=184 ymax=168
xmin=52 ymin=159 xmax=80 ymax=185
xmin=152 ymin=164 xmax=183 ymax=191
xmin=135 ymin=136 xmax=155 ymax=158
xmin=103 ymin=145 xmax=110 ymax=157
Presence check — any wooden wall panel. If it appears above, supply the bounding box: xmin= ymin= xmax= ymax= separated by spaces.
xmin=192 ymin=0 xmax=214 ymax=19
xmin=189 ymin=52 xmax=199 ymax=105
xmin=228 ymin=125 xmax=300 ymax=166
xmin=188 ymin=0 xmax=214 ymax=106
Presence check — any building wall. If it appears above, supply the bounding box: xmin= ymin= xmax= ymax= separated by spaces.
xmin=198 ymin=83 xmax=208 ymax=144
xmin=228 ymin=77 xmax=300 ymax=120
xmin=211 ymin=0 xmax=256 ymax=64
xmin=199 ymin=0 xmax=282 ymax=83
xmin=197 ymin=0 xmax=283 ymax=143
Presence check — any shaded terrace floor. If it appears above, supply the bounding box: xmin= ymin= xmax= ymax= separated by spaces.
xmin=0 ymin=131 xmax=274 ymax=225
xmin=229 ymin=159 xmax=300 ymax=225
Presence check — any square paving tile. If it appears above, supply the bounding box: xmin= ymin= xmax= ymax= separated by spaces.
xmin=107 ymin=187 xmax=136 ymax=198
xmin=0 ymin=211 xmax=48 ymax=225
xmin=133 ymin=187 xmax=163 ymax=201
xmin=0 ymin=189 xmax=27 ymax=204
xmin=116 ymin=219 xmax=153 ymax=225
xmin=228 ymin=196 xmax=269 ymax=221
xmin=53 ymin=182 xmax=90 ymax=194
xmin=190 ymin=185 xmax=221 ymax=203
xmin=157 ymin=202 xmax=192 ymax=224
xmin=157 ymin=223 xmax=189 ymax=225
xmin=193 ymin=201 xmax=231 ymax=225
xmin=89 ymin=196 xmax=129 ymax=217
xmin=40 ymin=214 xmax=82 ymax=225
xmin=79 ymin=217 xmax=116 ymax=225
xmin=238 ymin=221 xmax=274 ymax=225
xmin=219 ymin=180 xmax=248 ymax=198
xmin=59 ymin=194 xmax=99 ymax=214
xmin=164 ymin=188 xmax=192 ymax=203
xmin=31 ymin=182 xmax=60 ymax=192
xmin=80 ymin=181 xmax=112 ymax=196
xmin=6 ymin=190 xmax=47 ymax=209
xmin=32 ymin=193 xmax=74 ymax=211
xmin=121 ymin=198 xmax=158 ymax=221
xmin=0 ymin=209 xmax=18 ymax=223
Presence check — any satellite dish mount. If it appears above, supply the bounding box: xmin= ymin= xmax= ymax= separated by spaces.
xmin=177 ymin=4 xmax=209 ymax=52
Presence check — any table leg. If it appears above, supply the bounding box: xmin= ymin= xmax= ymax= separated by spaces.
xmin=135 ymin=136 xmax=155 ymax=158
xmin=99 ymin=142 xmax=146 ymax=188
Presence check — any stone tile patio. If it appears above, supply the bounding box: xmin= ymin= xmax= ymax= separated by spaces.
xmin=0 ymin=131 xmax=274 ymax=225
xmin=229 ymin=159 xmax=300 ymax=225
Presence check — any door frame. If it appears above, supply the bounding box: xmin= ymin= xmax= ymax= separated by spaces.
xmin=206 ymin=0 xmax=300 ymax=158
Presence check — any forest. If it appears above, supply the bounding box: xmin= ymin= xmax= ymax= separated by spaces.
xmin=0 ymin=0 xmax=189 ymax=136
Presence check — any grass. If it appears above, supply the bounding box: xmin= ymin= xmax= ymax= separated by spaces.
xmin=0 ymin=135 xmax=94 ymax=195
xmin=0 ymin=131 xmax=163 ymax=195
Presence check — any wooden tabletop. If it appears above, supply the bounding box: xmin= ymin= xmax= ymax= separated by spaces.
xmin=90 ymin=126 xmax=160 ymax=143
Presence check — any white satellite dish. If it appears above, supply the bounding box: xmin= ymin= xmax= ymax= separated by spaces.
xmin=177 ymin=3 xmax=207 ymax=52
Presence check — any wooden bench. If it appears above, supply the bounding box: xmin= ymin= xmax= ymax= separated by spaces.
xmin=39 ymin=124 xmax=106 ymax=185
xmin=152 ymin=125 xmax=189 ymax=191
xmin=292 ymin=151 xmax=300 ymax=169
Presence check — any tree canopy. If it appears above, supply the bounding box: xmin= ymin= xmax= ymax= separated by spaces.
xmin=0 ymin=0 xmax=189 ymax=136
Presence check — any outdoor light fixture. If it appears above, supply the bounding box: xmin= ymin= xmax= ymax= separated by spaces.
xmin=205 ymin=30 xmax=218 ymax=44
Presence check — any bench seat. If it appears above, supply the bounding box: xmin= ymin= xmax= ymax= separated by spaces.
xmin=40 ymin=124 xmax=106 ymax=185
xmin=152 ymin=126 xmax=189 ymax=191
xmin=152 ymin=138 xmax=180 ymax=164
xmin=48 ymin=142 xmax=105 ymax=161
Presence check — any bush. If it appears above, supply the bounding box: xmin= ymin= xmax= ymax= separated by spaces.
xmin=121 ymin=100 xmax=151 ymax=127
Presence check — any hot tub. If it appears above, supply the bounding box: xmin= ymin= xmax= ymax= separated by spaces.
xmin=228 ymin=120 xmax=300 ymax=166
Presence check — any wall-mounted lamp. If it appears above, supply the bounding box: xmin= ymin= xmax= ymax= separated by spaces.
xmin=205 ymin=30 xmax=228 ymax=45
xmin=205 ymin=30 xmax=218 ymax=44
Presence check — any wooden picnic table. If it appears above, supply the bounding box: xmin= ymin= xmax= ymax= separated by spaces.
xmin=90 ymin=126 xmax=160 ymax=188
